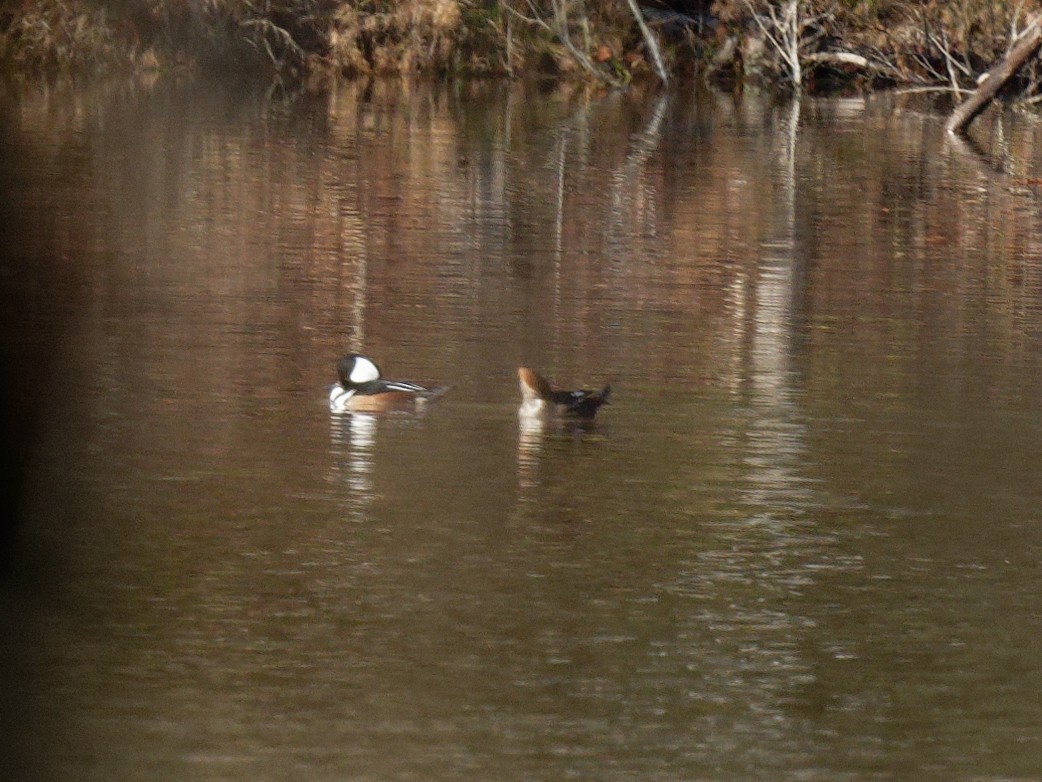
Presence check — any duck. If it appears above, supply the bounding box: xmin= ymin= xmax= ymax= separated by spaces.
xmin=329 ymin=354 xmax=447 ymax=413
xmin=517 ymin=367 xmax=611 ymax=419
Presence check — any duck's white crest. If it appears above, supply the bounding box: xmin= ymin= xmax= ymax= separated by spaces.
xmin=349 ymin=356 xmax=381 ymax=384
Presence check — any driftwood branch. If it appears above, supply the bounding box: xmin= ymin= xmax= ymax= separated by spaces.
xmin=802 ymin=51 xmax=868 ymax=68
xmin=946 ymin=14 xmax=1042 ymax=134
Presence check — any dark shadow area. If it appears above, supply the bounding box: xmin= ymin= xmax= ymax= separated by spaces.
xmin=0 ymin=93 xmax=87 ymax=782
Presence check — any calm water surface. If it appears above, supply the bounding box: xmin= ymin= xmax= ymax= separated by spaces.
xmin=3 ymin=78 xmax=1042 ymax=781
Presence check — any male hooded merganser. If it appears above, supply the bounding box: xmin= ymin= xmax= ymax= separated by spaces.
xmin=329 ymin=354 xmax=447 ymax=413
xmin=517 ymin=367 xmax=611 ymax=419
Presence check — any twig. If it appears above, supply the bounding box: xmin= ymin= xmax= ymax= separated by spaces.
xmin=241 ymin=17 xmax=304 ymax=67
xmin=926 ymin=27 xmax=970 ymax=96
xmin=745 ymin=0 xmax=803 ymax=87
xmin=505 ymin=0 xmax=624 ymax=86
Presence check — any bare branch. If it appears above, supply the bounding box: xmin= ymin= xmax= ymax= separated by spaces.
xmin=745 ymin=0 xmax=802 ymax=86
xmin=624 ymin=0 xmax=668 ymax=84
xmin=241 ymin=17 xmax=304 ymax=66
xmin=506 ymin=0 xmax=601 ymax=81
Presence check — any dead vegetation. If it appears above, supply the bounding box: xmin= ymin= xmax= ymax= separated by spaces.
xmin=1 ymin=0 xmax=1042 ymax=102
xmin=0 ymin=0 xmax=130 ymax=74
xmin=711 ymin=0 xmax=1042 ymax=96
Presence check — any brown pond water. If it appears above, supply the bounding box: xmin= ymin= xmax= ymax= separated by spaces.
xmin=3 ymin=78 xmax=1042 ymax=781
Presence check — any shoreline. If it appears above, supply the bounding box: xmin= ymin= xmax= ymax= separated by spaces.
xmin=1 ymin=2 xmax=1040 ymax=102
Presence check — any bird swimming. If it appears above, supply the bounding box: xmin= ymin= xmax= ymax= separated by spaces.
xmin=330 ymin=354 xmax=447 ymax=413
xmin=517 ymin=367 xmax=610 ymax=419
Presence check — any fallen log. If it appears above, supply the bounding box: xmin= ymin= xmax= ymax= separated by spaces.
xmin=946 ymin=16 xmax=1042 ymax=134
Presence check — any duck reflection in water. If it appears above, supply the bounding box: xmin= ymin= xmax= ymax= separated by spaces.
xmin=327 ymin=354 xmax=446 ymax=514
xmin=517 ymin=367 xmax=611 ymax=494
xmin=328 ymin=412 xmax=379 ymax=508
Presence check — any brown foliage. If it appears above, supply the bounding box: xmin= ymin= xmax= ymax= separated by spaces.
xmin=710 ymin=0 xmax=1042 ymax=88
xmin=330 ymin=0 xmax=464 ymax=75
xmin=0 ymin=0 xmax=132 ymax=73
xmin=3 ymin=0 xmax=1042 ymax=92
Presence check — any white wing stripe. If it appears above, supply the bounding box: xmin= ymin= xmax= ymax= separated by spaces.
xmin=382 ymin=380 xmax=428 ymax=393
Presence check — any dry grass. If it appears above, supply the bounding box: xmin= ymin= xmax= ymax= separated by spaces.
xmin=0 ymin=0 xmax=133 ymax=74
xmin=711 ymin=0 xmax=1042 ymax=88
xmin=2 ymin=0 xmax=1042 ymax=91
xmin=330 ymin=0 xmax=464 ymax=75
